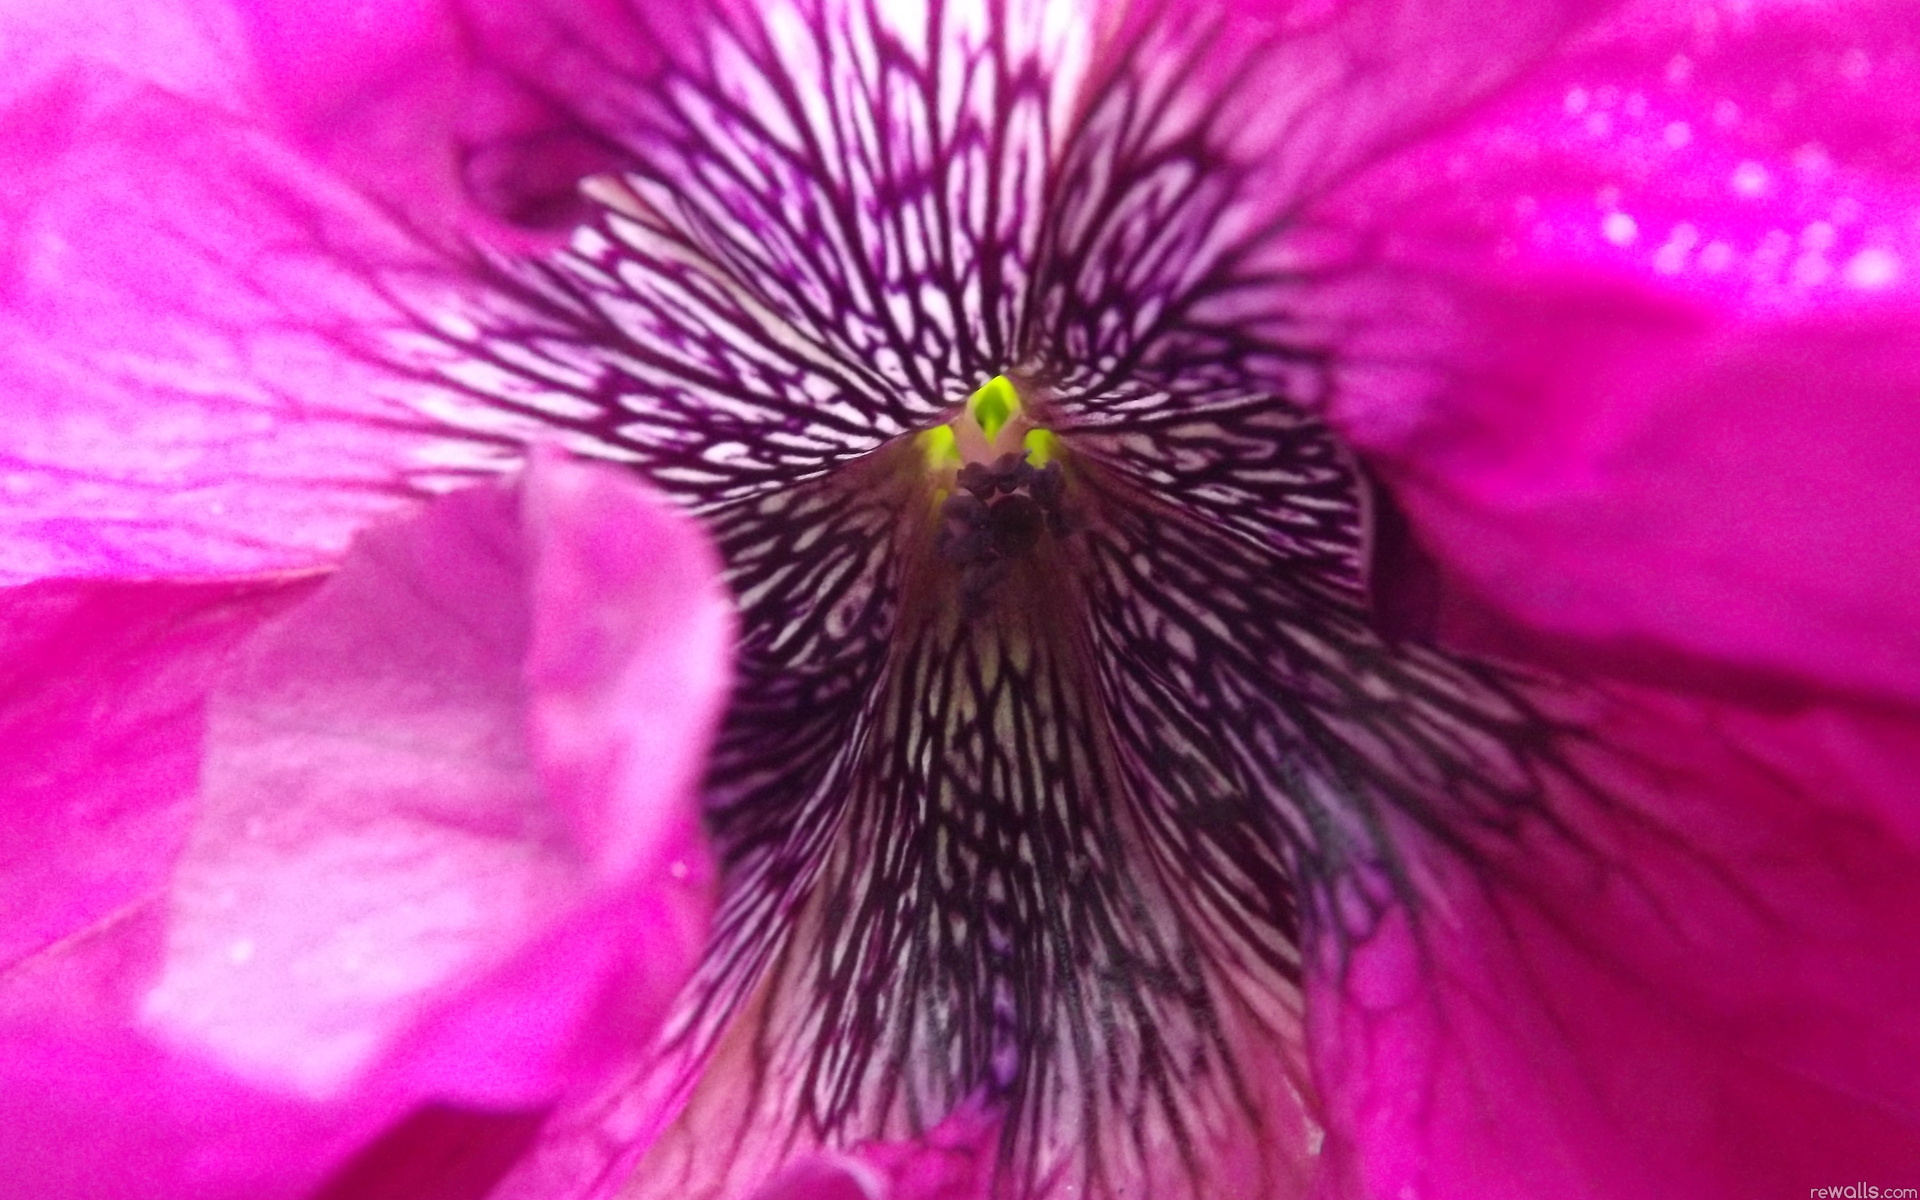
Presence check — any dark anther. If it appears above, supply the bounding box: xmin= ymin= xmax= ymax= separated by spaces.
xmin=938 ymin=490 xmax=993 ymax=565
xmin=1031 ymin=462 xmax=1064 ymax=506
xmin=936 ymin=450 xmax=1072 ymax=613
xmin=942 ymin=490 xmax=989 ymax=525
xmin=959 ymin=452 xmax=1038 ymax=498
xmin=988 ymin=452 xmax=1034 ymax=492
xmin=988 ymin=494 xmax=1043 ymax=557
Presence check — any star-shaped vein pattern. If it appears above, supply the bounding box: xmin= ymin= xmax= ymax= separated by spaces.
xmin=389 ymin=4 xmax=1610 ymax=1198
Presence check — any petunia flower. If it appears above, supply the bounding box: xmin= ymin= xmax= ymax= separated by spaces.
xmin=5 ymin=1 xmax=1920 ymax=1199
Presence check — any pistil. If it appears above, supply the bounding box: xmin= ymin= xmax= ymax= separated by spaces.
xmin=922 ymin=376 xmax=1072 ymax=612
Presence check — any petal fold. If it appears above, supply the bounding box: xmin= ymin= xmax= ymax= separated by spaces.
xmin=232 ymin=0 xmax=680 ymax=240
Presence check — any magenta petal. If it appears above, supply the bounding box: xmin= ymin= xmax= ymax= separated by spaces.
xmin=0 ymin=577 xmax=316 ymax=1017
xmin=233 ymin=0 xmax=674 ymax=239
xmin=1130 ymin=0 xmax=1621 ymax=239
xmin=0 ymin=455 xmax=731 ymax=1195
xmin=1309 ymin=691 xmax=1920 ymax=1199
xmin=0 ymin=575 xmax=343 ymax=1200
xmin=1410 ymin=303 xmax=1920 ymax=704
xmin=0 ymin=68 xmax=494 ymax=581
xmin=1313 ymin=3 xmax=1920 ymax=703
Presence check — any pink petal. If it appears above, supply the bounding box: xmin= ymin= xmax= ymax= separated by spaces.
xmin=1311 ymin=0 xmax=1920 ymax=704
xmin=744 ymin=1158 xmax=887 ymax=1200
xmin=146 ymin=452 xmax=730 ymax=1102
xmin=0 ymin=454 xmax=732 ymax=1196
xmin=1309 ymin=688 xmax=1920 ymax=1199
xmin=1408 ymin=304 xmax=1920 ymax=705
xmin=0 ymin=66 xmax=502 ymax=581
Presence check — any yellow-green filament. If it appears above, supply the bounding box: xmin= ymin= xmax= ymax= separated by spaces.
xmin=918 ymin=423 xmax=960 ymax=468
xmin=967 ymin=375 xmax=1021 ymax=441
xmin=1022 ymin=427 xmax=1057 ymax=466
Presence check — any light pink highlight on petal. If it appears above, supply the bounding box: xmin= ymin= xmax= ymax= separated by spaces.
xmin=745 ymin=1156 xmax=888 ymax=1200
xmin=521 ymin=447 xmax=732 ymax=885
xmin=0 ymin=0 xmax=259 ymax=115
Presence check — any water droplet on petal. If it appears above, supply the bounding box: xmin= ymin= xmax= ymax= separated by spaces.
xmin=1602 ymin=212 xmax=1639 ymax=246
xmin=1843 ymin=247 xmax=1901 ymax=290
xmin=1730 ymin=161 xmax=1770 ymax=197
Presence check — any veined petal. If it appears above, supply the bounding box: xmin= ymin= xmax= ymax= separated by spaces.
xmin=415 ymin=0 xmax=1103 ymax=500
xmin=312 ymin=2 xmax=1920 ymax=1199
xmin=1311 ymin=689 xmax=1920 ymax=1199
xmin=508 ymin=462 xmax=1325 ymax=1200
xmin=0 ymin=456 xmax=731 ymax=1196
xmin=1031 ymin=0 xmax=1622 ymax=393
xmin=0 ymin=71 xmax=528 ymax=581
xmin=487 ymin=384 xmax=1594 ymax=1200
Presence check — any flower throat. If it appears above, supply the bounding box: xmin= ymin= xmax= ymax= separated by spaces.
xmin=921 ymin=376 xmax=1072 ymax=615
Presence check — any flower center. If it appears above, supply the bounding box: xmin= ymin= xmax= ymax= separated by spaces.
xmin=403 ymin=2 xmax=1604 ymax=1195
xmin=920 ymin=376 xmax=1071 ymax=613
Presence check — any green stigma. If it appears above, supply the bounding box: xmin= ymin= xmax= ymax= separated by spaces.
xmin=967 ymin=375 xmax=1021 ymax=441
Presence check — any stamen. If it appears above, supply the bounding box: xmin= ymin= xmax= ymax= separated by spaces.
xmin=1021 ymin=427 xmax=1058 ymax=466
xmin=918 ymin=424 xmax=961 ymax=469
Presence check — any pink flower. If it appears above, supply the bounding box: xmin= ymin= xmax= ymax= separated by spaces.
xmin=5 ymin=1 xmax=1920 ymax=1199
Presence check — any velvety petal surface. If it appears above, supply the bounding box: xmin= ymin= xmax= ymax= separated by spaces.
xmin=0 ymin=455 xmax=732 ymax=1197
xmin=1310 ymin=0 xmax=1920 ymax=704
